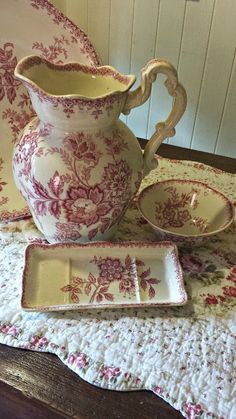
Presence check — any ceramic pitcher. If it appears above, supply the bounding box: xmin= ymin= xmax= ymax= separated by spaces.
xmin=13 ymin=55 xmax=187 ymax=243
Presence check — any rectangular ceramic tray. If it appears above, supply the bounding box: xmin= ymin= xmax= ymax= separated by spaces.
xmin=21 ymin=241 xmax=187 ymax=311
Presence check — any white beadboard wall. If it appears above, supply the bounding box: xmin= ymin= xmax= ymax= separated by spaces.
xmin=51 ymin=0 xmax=236 ymax=158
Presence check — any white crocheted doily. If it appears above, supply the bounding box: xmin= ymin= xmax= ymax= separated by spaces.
xmin=0 ymin=157 xmax=235 ymax=419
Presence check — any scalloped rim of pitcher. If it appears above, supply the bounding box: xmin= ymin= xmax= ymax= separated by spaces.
xmin=15 ymin=55 xmax=136 ymax=100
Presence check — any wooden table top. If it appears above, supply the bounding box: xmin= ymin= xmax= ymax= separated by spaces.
xmin=0 ymin=142 xmax=235 ymax=419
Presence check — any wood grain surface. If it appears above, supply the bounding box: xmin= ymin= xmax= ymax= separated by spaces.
xmin=0 ymin=142 xmax=235 ymax=419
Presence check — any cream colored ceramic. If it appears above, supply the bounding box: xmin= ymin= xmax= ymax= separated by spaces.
xmin=0 ymin=0 xmax=101 ymax=222
xmin=138 ymin=179 xmax=234 ymax=246
xmin=13 ymin=55 xmax=186 ymax=243
xmin=21 ymin=241 xmax=187 ymax=311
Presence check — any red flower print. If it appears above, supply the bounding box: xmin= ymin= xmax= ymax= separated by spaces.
xmin=179 ymin=209 xmax=192 ymax=224
xmin=0 ymin=43 xmax=21 ymax=103
xmin=101 ymin=366 xmax=120 ymax=380
xmin=226 ymin=266 xmax=236 ymax=283
xmin=68 ymin=352 xmax=88 ymax=369
xmin=102 ymin=160 xmax=132 ymax=202
xmin=75 ymin=353 xmax=88 ymax=369
xmin=96 ymin=257 xmax=125 ymax=282
xmin=0 ymin=323 xmax=20 ymax=337
xmin=153 ymin=386 xmax=163 ymax=396
xmin=2 ymin=107 xmax=35 ymax=144
xmin=204 ymin=294 xmax=219 ymax=305
xmin=119 ymin=278 xmax=135 ymax=296
xmin=203 ymin=293 xmax=225 ymax=305
xmin=162 ymin=207 xmax=176 ymax=223
xmin=61 ymin=276 xmax=87 ymax=303
xmin=30 ymin=335 xmax=48 ymax=348
xmin=222 ymin=286 xmax=236 ymax=298
xmin=64 ymin=132 xmax=100 ymax=165
xmin=183 ymin=402 xmax=203 ymax=419
xmin=54 ymin=222 xmax=81 ymax=242
xmin=154 ymin=186 xmax=208 ymax=232
xmin=32 ymin=35 xmax=69 ymax=63
xmin=160 ymin=206 xmax=191 ymax=228
xmin=105 ymin=134 xmax=129 ymax=157
xmin=68 ymin=353 xmax=76 ymax=364
xmin=63 ymin=185 xmax=111 ymax=226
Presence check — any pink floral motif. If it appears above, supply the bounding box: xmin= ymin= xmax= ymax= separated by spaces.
xmin=2 ymin=107 xmax=35 ymax=144
xmin=154 ymin=185 xmax=207 ymax=232
xmin=68 ymin=352 xmax=89 ymax=370
xmin=183 ymin=402 xmax=203 ymax=419
xmin=0 ymin=158 xmax=8 ymax=207
xmin=61 ymin=255 xmax=160 ymax=303
xmin=225 ymin=266 xmax=236 ymax=283
xmin=104 ymin=131 xmax=129 ymax=159
xmin=29 ymin=0 xmax=101 ymax=65
xmin=32 ymin=35 xmax=69 ymax=63
xmin=0 ymin=42 xmax=21 ymax=103
xmin=202 ymin=294 xmax=226 ymax=305
xmin=17 ymin=55 xmax=129 ymax=120
xmin=95 ymin=257 xmax=125 ymax=282
xmin=0 ymin=322 xmax=21 ymax=337
xmin=54 ymin=221 xmax=81 ymax=242
xmin=30 ymin=172 xmax=64 ymax=218
xmin=64 ymin=132 xmax=100 ymax=166
xmin=30 ymin=334 xmax=48 ymax=348
xmin=63 ymin=186 xmax=111 ymax=226
xmin=153 ymin=385 xmax=164 ymax=396
xmin=101 ymin=366 xmax=121 ymax=381
xmin=13 ymin=120 xmax=52 ymax=179
xmin=13 ymin=53 xmax=141 ymax=241
xmin=119 ymin=279 xmax=136 ymax=296
xmin=102 ymin=160 xmax=132 ymax=203
xmin=136 ymin=258 xmax=161 ymax=299
xmin=222 ymin=285 xmax=236 ymax=298
xmin=15 ymin=127 xmax=135 ymax=241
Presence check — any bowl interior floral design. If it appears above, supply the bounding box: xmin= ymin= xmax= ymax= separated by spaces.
xmin=137 ymin=179 xmax=234 ymax=245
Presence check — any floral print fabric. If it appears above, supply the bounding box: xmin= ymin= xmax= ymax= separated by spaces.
xmin=0 ymin=156 xmax=235 ymax=419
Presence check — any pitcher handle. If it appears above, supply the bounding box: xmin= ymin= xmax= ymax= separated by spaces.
xmin=122 ymin=59 xmax=187 ymax=175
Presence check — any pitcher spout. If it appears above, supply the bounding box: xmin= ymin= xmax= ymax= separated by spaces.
xmin=14 ymin=55 xmax=136 ymax=128
xmin=14 ymin=55 xmax=136 ymax=99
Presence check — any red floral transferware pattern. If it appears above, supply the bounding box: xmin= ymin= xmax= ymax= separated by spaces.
xmin=30 ymin=0 xmax=101 ymax=65
xmin=61 ymin=255 xmax=160 ymax=304
xmin=154 ymin=185 xmax=208 ymax=232
xmin=12 ymin=52 xmax=142 ymax=242
xmin=0 ymin=157 xmax=235 ymax=419
xmin=0 ymin=0 xmax=101 ymax=222
xmin=0 ymin=158 xmax=7 ymax=207
xmin=17 ymin=55 xmax=132 ymax=120
xmin=13 ymin=120 xmax=142 ymax=242
xmin=0 ymin=43 xmax=21 ymax=104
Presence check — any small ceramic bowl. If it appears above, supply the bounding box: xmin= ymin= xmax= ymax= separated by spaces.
xmin=137 ymin=179 xmax=234 ymax=246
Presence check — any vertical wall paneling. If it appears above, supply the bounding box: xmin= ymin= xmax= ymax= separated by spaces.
xmin=215 ymin=48 xmax=236 ymax=157
xmin=47 ymin=0 xmax=236 ymax=158
xmin=87 ymin=0 xmax=111 ymax=64
xmin=168 ymin=0 xmax=215 ymax=148
xmin=109 ymin=0 xmax=134 ymax=125
xmin=125 ymin=0 xmax=160 ymax=139
xmin=65 ymin=0 xmax=88 ymax=33
xmin=191 ymin=0 xmax=236 ymax=153
xmin=109 ymin=0 xmax=134 ymax=73
xmin=147 ymin=0 xmax=185 ymax=142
